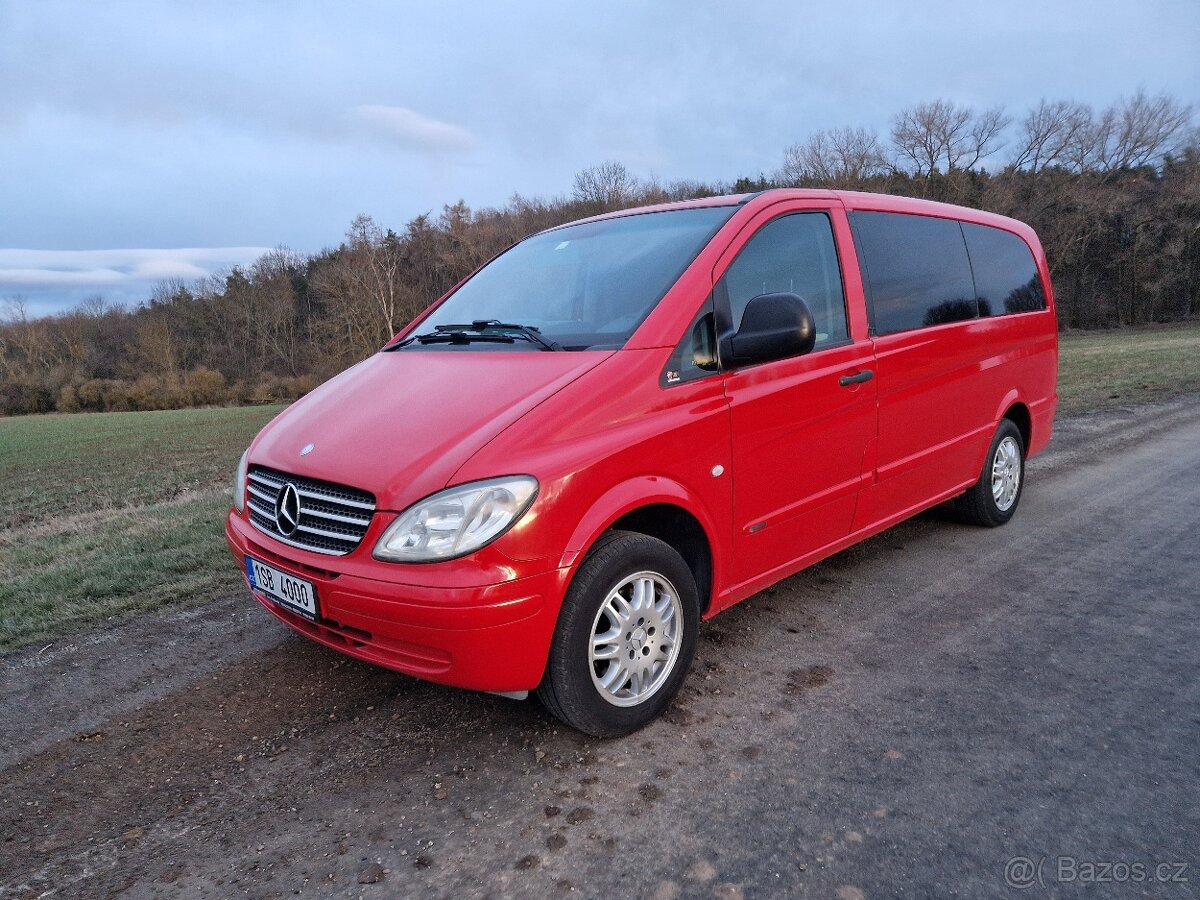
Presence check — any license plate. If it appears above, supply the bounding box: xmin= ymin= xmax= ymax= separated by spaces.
xmin=245 ymin=556 xmax=319 ymax=620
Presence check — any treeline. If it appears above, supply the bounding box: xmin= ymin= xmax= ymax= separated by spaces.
xmin=2 ymin=90 xmax=1197 ymax=416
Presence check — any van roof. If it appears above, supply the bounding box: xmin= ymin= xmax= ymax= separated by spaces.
xmin=560 ymin=188 xmax=1034 ymax=239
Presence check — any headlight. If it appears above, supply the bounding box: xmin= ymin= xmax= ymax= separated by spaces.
xmin=233 ymin=449 xmax=249 ymax=512
xmin=373 ymin=476 xmax=538 ymax=563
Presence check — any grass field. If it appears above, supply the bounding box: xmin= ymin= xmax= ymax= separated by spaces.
xmin=1057 ymin=323 xmax=1200 ymax=416
xmin=0 ymin=405 xmax=283 ymax=650
xmin=1 ymin=322 xmax=1198 ymax=652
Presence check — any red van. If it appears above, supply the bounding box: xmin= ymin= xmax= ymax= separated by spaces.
xmin=226 ymin=189 xmax=1058 ymax=736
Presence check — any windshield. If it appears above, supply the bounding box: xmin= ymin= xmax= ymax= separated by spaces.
xmin=420 ymin=205 xmax=735 ymax=350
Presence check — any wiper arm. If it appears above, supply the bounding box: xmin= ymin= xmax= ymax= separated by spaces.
xmin=388 ymin=320 xmax=563 ymax=351
xmin=443 ymin=320 xmax=563 ymax=351
xmin=414 ymin=330 xmax=515 ymax=345
xmin=388 ymin=328 xmax=514 ymax=349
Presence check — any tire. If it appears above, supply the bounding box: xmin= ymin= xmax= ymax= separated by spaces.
xmin=537 ymin=530 xmax=700 ymax=737
xmin=954 ymin=419 xmax=1025 ymax=527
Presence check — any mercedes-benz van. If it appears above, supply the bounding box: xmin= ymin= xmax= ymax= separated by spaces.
xmin=226 ymin=189 xmax=1058 ymax=737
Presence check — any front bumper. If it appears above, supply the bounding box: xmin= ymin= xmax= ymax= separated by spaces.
xmin=226 ymin=512 xmax=568 ymax=692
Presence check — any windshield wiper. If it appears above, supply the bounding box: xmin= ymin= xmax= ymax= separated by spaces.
xmin=414 ymin=330 xmax=515 ymax=346
xmin=453 ymin=321 xmax=561 ymax=352
xmin=388 ymin=327 xmax=513 ymax=349
xmin=390 ymin=320 xmax=563 ymax=351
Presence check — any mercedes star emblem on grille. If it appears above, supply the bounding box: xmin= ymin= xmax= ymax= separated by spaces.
xmin=274 ymin=482 xmax=302 ymax=537
xmin=246 ymin=467 xmax=374 ymax=555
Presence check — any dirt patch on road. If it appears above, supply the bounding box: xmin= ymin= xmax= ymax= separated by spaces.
xmin=785 ymin=665 xmax=834 ymax=695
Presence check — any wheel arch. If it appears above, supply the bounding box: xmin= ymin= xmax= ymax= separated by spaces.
xmin=963 ymin=394 xmax=1034 ymax=484
xmin=987 ymin=390 xmax=1030 ymax=451
xmin=1000 ymin=398 xmax=1032 ymax=457
xmin=559 ymin=478 xmax=721 ymax=616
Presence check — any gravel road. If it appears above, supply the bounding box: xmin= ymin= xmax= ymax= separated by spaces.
xmin=3 ymin=398 xmax=1199 ymax=899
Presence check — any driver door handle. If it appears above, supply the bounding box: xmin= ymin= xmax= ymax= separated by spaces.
xmin=838 ymin=369 xmax=875 ymax=387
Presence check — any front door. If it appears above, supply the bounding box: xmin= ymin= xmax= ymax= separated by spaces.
xmin=718 ymin=203 xmax=878 ymax=589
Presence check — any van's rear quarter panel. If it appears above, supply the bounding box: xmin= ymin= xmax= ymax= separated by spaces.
xmin=870 ymin=310 xmax=1057 ymax=517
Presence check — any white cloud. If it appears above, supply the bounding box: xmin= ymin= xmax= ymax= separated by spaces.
xmin=0 ymin=267 xmax=125 ymax=286
xmin=129 ymin=258 xmax=212 ymax=281
xmin=0 ymin=247 xmax=271 ymax=290
xmin=350 ymin=105 xmax=477 ymax=151
xmin=0 ymin=247 xmax=272 ymax=315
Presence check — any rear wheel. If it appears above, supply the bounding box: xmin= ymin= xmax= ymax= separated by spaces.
xmin=537 ymin=531 xmax=699 ymax=737
xmin=955 ymin=419 xmax=1025 ymax=527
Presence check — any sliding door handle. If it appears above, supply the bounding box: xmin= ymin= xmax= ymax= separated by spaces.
xmin=838 ymin=369 xmax=875 ymax=387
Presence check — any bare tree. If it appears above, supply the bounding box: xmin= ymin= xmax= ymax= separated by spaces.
xmin=662 ymin=178 xmax=725 ymax=201
xmin=0 ymin=298 xmax=62 ymax=376
xmin=131 ymin=314 xmax=177 ymax=377
xmin=891 ymin=100 xmax=1010 ymax=176
xmin=1045 ymin=91 xmax=1196 ymax=173
xmin=0 ymin=299 xmax=27 ymax=382
xmin=148 ymin=279 xmax=189 ymax=308
xmin=437 ymin=200 xmax=491 ymax=279
xmin=75 ymin=295 xmax=111 ymax=318
xmin=967 ymin=106 xmax=1011 ymax=168
xmin=348 ymin=214 xmax=405 ymax=337
xmin=572 ymin=161 xmax=638 ymax=207
xmin=780 ymin=126 xmax=890 ymax=185
xmin=1010 ymin=99 xmax=1094 ymax=172
xmin=251 ymin=248 xmax=306 ymax=376
xmin=1095 ymin=90 xmax=1193 ymax=171
xmin=309 ymin=215 xmax=408 ymax=359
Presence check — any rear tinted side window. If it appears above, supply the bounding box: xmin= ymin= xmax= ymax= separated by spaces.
xmin=849 ymin=211 xmax=977 ymax=335
xmin=962 ymin=222 xmax=1046 ymax=315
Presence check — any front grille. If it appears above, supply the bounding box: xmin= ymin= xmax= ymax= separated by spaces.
xmin=246 ymin=466 xmax=376 ymax=556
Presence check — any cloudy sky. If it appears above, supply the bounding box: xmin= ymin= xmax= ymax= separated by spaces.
xmin=2 ymin=0 xmax=1197 ymax=317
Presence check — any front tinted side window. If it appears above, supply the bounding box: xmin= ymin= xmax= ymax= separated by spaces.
xmin=850 ymin=211 xmax=977 ymax=334
xmin=962 ymin=222 xmax=1046 ymax=316
xmin=719 ymin=212 xmax=849 ymax=349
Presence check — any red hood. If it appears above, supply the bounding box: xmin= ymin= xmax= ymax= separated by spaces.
xmin=250 ymin=350 xmax=612 ymax=510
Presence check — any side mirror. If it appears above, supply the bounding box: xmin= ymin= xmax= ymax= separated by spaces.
xmin=727 ymin=292 xmax=816 ymax=367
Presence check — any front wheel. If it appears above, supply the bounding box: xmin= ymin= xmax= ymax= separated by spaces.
xmin=954 ymin=419 xmax=1026 ymax=527
xmin=537 ymin=531 xmax=699 ymax=737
